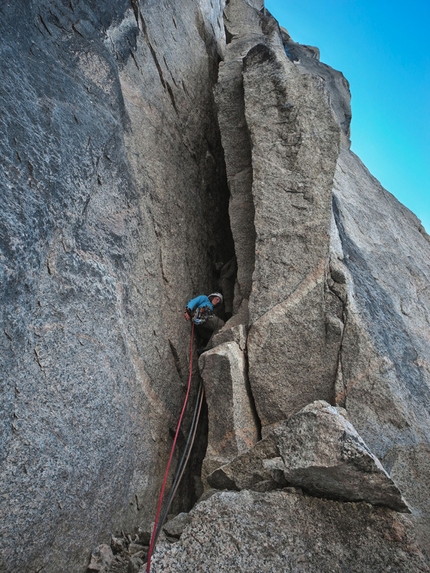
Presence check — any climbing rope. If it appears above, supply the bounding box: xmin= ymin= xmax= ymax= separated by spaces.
xmin=154 ymin=379 xmax=205 ymax=545
xmin=145 ymin=322 xmax=199 ymax=572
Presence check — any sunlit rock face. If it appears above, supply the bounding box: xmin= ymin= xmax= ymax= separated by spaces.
xmin=1 ymin=0 xmax=430 ymax=571
xmin=331 ymin=146 xmax=430 ymax=551
xmin=212 ymin=0 xmax=430 ymax=557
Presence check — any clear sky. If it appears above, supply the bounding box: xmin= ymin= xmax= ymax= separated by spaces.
xmin=265 ymin=0 xmax=430 ymax=232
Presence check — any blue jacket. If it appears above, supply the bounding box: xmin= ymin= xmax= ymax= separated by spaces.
xmin=186 ymin=295 xmax=214 ymax=313
xmin=186 ymin=295 xmax=214 ymax=324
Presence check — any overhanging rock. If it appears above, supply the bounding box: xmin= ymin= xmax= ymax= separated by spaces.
xmin=206 ymin=400 xmax=409 ymax=514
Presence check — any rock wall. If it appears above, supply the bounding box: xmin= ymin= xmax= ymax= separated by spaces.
xmin=1 ymin=0 xmax=430 ymax=571
xmin=0 ymin=1 xmax=230 ymax=571
xmin=175 ymin=0 xmax=430 ymax=567
xmin=331 ymin=147 xmax=430 ymax=551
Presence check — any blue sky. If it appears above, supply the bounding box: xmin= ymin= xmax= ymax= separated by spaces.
xmin=265 ymin=0 xmax=430 ymax=231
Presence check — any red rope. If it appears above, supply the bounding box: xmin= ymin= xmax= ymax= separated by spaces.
xmin=146 ymin=322 xmax=195 ymax=572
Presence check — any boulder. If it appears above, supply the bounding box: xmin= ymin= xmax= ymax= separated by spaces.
xmin=207 ymin=400 xmax=409 ymax=514
xmin=275 ymin=401 xmax=410 ymax=512
xmin=151 ymin=490 xmax=429 ymax=573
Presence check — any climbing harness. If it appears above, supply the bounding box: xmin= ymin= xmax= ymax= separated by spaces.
xmin=145 ymin=322 xmax=203 ymax=572
xmin=192 ymin=305 xmax=213 ymax=325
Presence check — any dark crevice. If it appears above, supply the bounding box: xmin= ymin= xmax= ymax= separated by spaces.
xmin=128 ymin=47 xmax=139 ymax=70
xmin=71 ymin=23 xmax=84 ymax=37
xmin=39 ymin=14 xmax=52 ymax=36
xmin=244 ymin=341 xmax=262 ymax=441
xmin=165 ymin=81 xmax=178 ymax=114
xmin=167 ymin=51 xmax=238 ymax=522
xmin=326 ymin=270 xmax=348 ymax=408
xmin=170 ymin=387 xmax=208 ymax=515
xmin=130 ymin=0 xmax=139 ymax=24
xmin=127 ymin=37 xmax=140 ymax=69
xmin=224 ymin=25 xmax=233 ymax=45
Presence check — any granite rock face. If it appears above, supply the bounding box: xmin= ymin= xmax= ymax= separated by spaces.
xmin=0 ymin=1 xmax=230 ymax=571
xmin=281 ymin=28 xmax=352 ymax=146
xmin=331 ymin=147 xmax=430 ymax=550
xmin=151 ymin=490 xmax=429 ymax=573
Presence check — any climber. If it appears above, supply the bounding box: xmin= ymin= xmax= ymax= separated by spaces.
xmin=184 ymin=292 xmax=224 ymax=353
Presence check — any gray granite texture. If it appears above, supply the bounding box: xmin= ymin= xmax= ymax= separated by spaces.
xmin=199 ymin=340 xmax=259 ymax=482
xmin=275 ymin=401 xmax=410 ymax=512
xmin=150 ymin=490 xmax=429 ymax=573
xmin=212 ymin=0 xmax=430 ymax=557
xmin=331 ymin=147 xmax=430 ymax=552
xmin=2 ymin=0 xmax=430 ymax=571
xmin=0 ymin=1 xmax=230 ymax=571
xmin=206 ymin=401 xmax=410 ymax=513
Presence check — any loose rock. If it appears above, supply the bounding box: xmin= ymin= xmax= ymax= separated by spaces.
xmin=88 ymin=544 xmax=114 ymax=572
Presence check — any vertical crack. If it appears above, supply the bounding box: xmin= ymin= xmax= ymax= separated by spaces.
xmin=139 ymin=14 xmax=166 ymax=90
xmin=213 ymin=9 xmax=258 ymax=316
xmin=130 ymin=0 xmax=139 ymax=24
xmin=326 ymin=270 xmax=348 ymax=408
xmin=139 ymin=14 xmax=179 ymax=114
xmin=244 ymin=341 xmax=262 ymax=441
